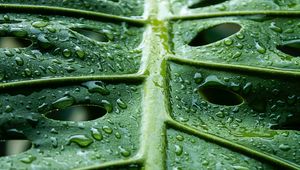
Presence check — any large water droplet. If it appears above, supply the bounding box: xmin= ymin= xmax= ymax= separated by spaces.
xmin=32 ymin=21 xmax=49 ymax=28
xmin=51 ymin=96 xmax=75 ymax=109
xmin=68 ymin=134 xmax=93 ymax=147
xmin=82 ymin=81 xmax=110 ymax=95
xmin=90 ymin=128 xmax=103 ymax=141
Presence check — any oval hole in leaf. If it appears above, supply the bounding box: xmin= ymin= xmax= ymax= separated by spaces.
xmin=199 ymin=86 xmax=243 ymax=106
xmin=70 ymin=28 xmax=109 ymax=42
xmin=189 ymin=23 xmax=241 ymax=46
xmin=0 ymin=20 xmax=22 ymax=24
xmin=189 ymin=0 xmax=229 ymax=9
xmin=0 ymin=37 xmax=32 ymax=48
xmin=270 ymin=117 xmax=300 ymax=131
xmin=0 ymin=130 xmax=32 ymax=157
xmin=277 ymin=40 xmax=300 ymax=57
xmin=45 ymin=105 xmax=107 ymax=121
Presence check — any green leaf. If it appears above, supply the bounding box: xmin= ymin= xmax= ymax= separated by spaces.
xmin=0 ymin=0 xmax=300 ymax=170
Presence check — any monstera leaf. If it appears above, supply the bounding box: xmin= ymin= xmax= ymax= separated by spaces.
xmin=0 ymin=0 xmax=299 ymax=169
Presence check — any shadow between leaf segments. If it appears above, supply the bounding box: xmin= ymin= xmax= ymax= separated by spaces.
xmin=165 ymin=118 xmax=300 ymax=170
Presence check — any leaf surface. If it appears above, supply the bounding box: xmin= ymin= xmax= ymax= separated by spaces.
xmin=0 ymin=0 xmax=299 ymax=170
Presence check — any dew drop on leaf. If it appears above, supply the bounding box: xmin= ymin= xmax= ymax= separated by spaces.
xmin=101 ymin=100 xmax=113 ymax=113
xmin=68 ymin=134 xmax=93 ymax=147
xmin=32 ymin=21 xmax=49 ymax=28
xmin=62 ymin=49 xmax=72 ymax=58
xmin=51 ymin=96 xmax=75 ymax=109
xmin=193 ymin=72 xmax=203 ymax=84
xmin=279 ymin=144 xmax=291 ymax=151
xmin=269 ymin=22 xmax=282 ymax=33
xmin=20 ymin=155 xmax=36 ymax=164
xmin=50 ymin=137 xmax=58 ymax=148
xmin=102 ymin=126 xmax=113 ymax=134
xmin=255 ymin=42 xmax=266 ymax=54
xmin=82 ymin=81 xmax=110 ymax=95
xmin=90 ymin=128 xmax=103 ymax=141
xmin=116 ymin=98 xmax=127 ymax=109
xmin=15 ymin=56 xmax=24 ymax=66
xmin=75 ymin=46 xmax=85 ymax=59
xmin=174 ymin=144 xmax=183 ymax=156
xmin=119 ymin=146 xmax=131 ymax=157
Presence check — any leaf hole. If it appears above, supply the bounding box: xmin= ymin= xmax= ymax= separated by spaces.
xmin=270 ymin=117 xmax=300 ymax=131
xmin=277 ymin=40 xmax=300 ymax=57
xmin=70 ymin=28 xmax=109 ymax=42
xmin=199 ymin=86 xmax=244 ymax=106
xmin=189 ymin=23 xmax=241 ymax=46
xmin=45 ymin=105 xmax=107 ymax=121
xmin=189 ymin=0 xmax=229 ymax=9
xmin=0 ymin=20 xmax=22 ymax=24
xmin=0 ymin=130 xmax=32 ymax=157
xmin=0 ymin=37 xmax=32 ymax=48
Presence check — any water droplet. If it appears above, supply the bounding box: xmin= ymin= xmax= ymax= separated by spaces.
xmin=193 ymin=72 xmax=203 ymax=84
xmin=279 ymin=144 xmax=291 ymax=151
xmin=68 ymin=134 xmax=93 ymax=147
xmin=269 ymin=22 xmax=282 ymax=33
xmin=102 ymin=126 xmax=113 ymax=134
xmin=90 ymin=128 xmax=103 ymax=141
xmin=15 ymin=56 xmax=24 ymax=66
xmin=176 ymin=135 xmax=184 ymax=141
xmin=255 ymin=42 xmax=266 ymax=54
xmin=32 ymin=21 xmax=48 ymax=28
xmin=50 ymin=137 xmax=58 ymax=148
xmin=224 ymin=39 xmax=233 ymax=46
xmin=82 ymin=81 xmax=110 ymax=95
xmin=115 ymin=132 xmax=121 ymax=139
xmin=119 ymin=146 xmax=131 ymax=157
xmin=5 ymin=105 xmax=13 ymax=112
xmin=216 ymin=111 xmax=225 ymax=118
xmin=116 ymin=98 xmax=127 ymax=109
xmin=101 ymin=100 xmax=113 ymax=113
xmin=20 ymin=155 xmax=36 ymax=164
xmin=75 ymin=46 xmax=85 ymax=59
xmin=62 ymin=49 xmax=72 ymax=58
xmin=174 ymin=144 xmax=183 ymax=156
xmin=242 ymin=82 xmax=252 ymax=95
xmin=51 ymin=96 xmax=75 ymax=109
xmin=24 ymin=68 xmax=32 ymax=77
